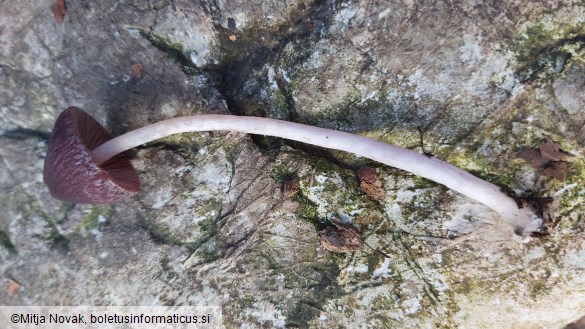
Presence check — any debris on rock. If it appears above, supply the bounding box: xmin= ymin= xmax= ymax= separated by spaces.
xmin=539 ymin=137 xmax=575 ymax=162
xmin=358 ymin=166 xmax=386 ymax=200
xmin=319 ymin=219 xmax=364 ymax=253
xmin=50 ymin=0 xmax=66 ymax=24
xmin=6 ymin=279 xmax=21 ymax=298
xmin=283 ymin=175 xmax=300 ymax=198
xmin=130 ymin=63 xmax=143 ymax=79
xmin=517 ymin=137 xmax=574 ymax=180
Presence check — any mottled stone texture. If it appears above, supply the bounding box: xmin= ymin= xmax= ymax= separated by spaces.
xmin=1 ymin=0 xmax=584 ymax=328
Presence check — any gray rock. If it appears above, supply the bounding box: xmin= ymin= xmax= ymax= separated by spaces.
xmin=1 ymin=0 xmax=584 ymax=328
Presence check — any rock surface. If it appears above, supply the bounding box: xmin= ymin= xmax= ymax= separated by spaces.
xmin=1 ymin=0 xmax=584 ymax=328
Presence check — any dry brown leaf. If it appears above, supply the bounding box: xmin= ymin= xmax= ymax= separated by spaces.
xmin=539 ymin=137 xmax=574 ymax=162
xmin=517 ymin=149 xmax=548 ymax=169
xmin=318 ymin=219 xmax=364 ymax=253
xmin=541 ymin=161 xmax=571 ymax=180
xmin=358 ymin=166 xmax=386 ymax=200
xmin=130 ymin=63 xmax=143 ymax=79
xmin=283 ymin=175 xmax=299 ymax=198
xmin=517 ymin=138 xmax=574 ymax=180
xmin=6 ymin=279 xmax=21 ymax=298
xmin=50 ymin=0 xmax=66 ymax=24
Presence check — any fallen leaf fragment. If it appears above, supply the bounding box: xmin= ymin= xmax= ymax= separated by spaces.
xmin=319 ymin=219 xmax=364 ymax=253
xmin=283 ymin=175 xmax=300 ymax=198
xmin=517 ymin=149 xmax=548 ymax=169
xmin=6 ymin=279 xmax=21 ymax=298
xmin=542 ymin=161 xmax=572 ymax=180
xmin=539 ymin=137 xmax=574 ymax=162
xmin=51 ymin=0 xmax=66 ymax=24
xmin=358 ymin=166 xmax=386 ymax=200
xmin=517 ymin=138 xmax=574 ymax=180
xmin=130 ymin=63 xmax=143 ymax=79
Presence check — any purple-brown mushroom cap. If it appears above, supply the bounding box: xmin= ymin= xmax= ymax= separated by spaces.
xmin=43 ymin=107 xmax=140 ymax=203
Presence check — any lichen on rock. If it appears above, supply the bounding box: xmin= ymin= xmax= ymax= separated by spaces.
xmin=1 ymin=0 xmax=585 ymax=328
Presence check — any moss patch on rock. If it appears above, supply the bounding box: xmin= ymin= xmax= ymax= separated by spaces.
xmin=513 ymin=21 xmax=585 ymax=82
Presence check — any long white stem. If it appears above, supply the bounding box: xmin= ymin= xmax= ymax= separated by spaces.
xmin=91 ymin=115 xmax=541 ymax=234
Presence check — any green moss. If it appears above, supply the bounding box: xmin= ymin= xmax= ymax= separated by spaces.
xmin=364 ymin=127 xmax=425 ymax=151
xmin=366 ymin=253 xmax=381 ymax=275
xmin=298 ymin=163 xmax=369 ymax=223
xmin=195 ymin=198 xmax=222 ymax=223
xmin=446 ymin=150 xmax=516 ymax=189
xmin=454 ymin=276 xmax=479 ymax=295
xmin=513 ymin=22 xmax=585 ymax=81
xmin=194 ymin=242 xmax=222 ymax=263
xmin=396 ymin=187 xmax=445 ymax=224
xmin=151 ymin=133 xmax=201 ymax=148
xmin=295 ymin=194 xmax=319 ymax=220
xmin=143 ymin=221 xmax=185 ymax=246
xmin=371 ymin=293 xmax=399 ymax=312
xmin=81 ymin=206 xmax=114 ymax=230
xmin=265 ymin=85 xmax=296 ymax=121
xmin=271 ymin=163 xmax=294 ymax=182
xmin=197 ymin=216 xmax=218 ymax=237
xmin=529 ymin=267 xmax=553 ymax=299
xmin=440 ymin=250 xmax=455 ymax=268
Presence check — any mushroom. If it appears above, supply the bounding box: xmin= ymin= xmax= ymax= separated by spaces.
xmin=43 ymin=106 xmax=543 ymax=234
xmin=43 ymin=107 xmax=140 ymax=204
